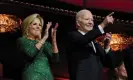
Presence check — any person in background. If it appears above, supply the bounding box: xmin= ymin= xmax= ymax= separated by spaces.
xmin=123 ymin=45 xmax=133 ymax=80
xmin=115 ymin=62 xmax=128 ymax=80
xmin=107 ymin=62 xmax=128 ymax=80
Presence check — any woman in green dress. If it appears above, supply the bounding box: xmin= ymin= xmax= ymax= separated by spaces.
xmin=17 ymin=14 xmax=59 ymax=80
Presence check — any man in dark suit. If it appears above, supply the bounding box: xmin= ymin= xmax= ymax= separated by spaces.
xmin=66 ymin=9 xmax=116 ymax=80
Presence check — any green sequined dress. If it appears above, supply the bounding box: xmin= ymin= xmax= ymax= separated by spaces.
xmin=17 ymin=36 xmax=59 ymax=80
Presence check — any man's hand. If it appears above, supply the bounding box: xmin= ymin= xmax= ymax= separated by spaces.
xmin=100 ymin=12 xmax=114 ymax=28
xmin=104 ymin=33 xmax=112 ymax=49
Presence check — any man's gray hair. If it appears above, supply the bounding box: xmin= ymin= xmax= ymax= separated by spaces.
xmin=76 ymin=9 xmax=91 ymax=21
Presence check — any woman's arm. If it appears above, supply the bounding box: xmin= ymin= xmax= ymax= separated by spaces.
xmin=36 ymin=22 xmax=52 ymax=50
xmin=17 ymin=38 xmax=39 ymax=58
xmin=51 ymin=23 xmax=59 ymax=62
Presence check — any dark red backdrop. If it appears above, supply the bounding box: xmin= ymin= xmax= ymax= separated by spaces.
xmin=59 ymin=0 xmax=133 ymax=13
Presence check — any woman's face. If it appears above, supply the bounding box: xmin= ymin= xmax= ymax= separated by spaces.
xmin=28 ymin=18 xmax=42 ymax=39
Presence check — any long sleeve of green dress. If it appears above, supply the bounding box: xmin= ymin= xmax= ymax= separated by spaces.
xmin=17 ymin=36 xmax=59 ymax=80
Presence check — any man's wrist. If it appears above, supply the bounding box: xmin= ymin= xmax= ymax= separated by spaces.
xmin=98 ymin=25 xmax=105 ymax=34
xmin=105 ymin=46 xmax=110 ymax=53
xmin=100 ymin=22 xmax=107 ymax=28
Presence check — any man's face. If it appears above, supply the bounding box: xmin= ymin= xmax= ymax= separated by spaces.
xmin=77 ymin=11 xmax=94 ymax=32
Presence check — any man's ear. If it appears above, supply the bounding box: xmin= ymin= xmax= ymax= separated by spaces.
xmin=76 ymin=20 xmax=80 ymax=27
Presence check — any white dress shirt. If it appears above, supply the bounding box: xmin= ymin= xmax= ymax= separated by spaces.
xmin=78 ymin=25 xmax=110 ymax=53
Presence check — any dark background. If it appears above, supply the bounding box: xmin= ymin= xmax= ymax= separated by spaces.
xmin=0 ymin=0 xmax=133 ymax=79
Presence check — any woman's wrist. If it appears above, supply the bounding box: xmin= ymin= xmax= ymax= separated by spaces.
xmin=38 ymin=41 xmax=44 ymax=45
xmin=53 ymin=48 xmax=58 ymax=53
xmin=38 ymin=38 xmax=46 ymax=45
xmin=52 ymin=40 xmax=56 ymax=44
xmin=52 ymin=43 xmax=58 ymax=53
xmin=42 ymin=36 xmax=47 ymax=40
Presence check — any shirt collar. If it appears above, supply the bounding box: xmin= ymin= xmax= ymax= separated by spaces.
xmin=78 ymin=30 xmax=86 ymax=35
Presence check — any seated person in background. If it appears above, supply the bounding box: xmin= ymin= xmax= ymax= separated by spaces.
xmin=123 ymin=45 xmax=133 ymax=80
xmin=115 ymin=62 xmax=128 ymax=80
xmin=108 ymin=62 xmax=128 ymax=80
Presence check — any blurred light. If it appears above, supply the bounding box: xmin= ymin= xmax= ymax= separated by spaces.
xmin=97 ymin=34 xmax=133 ymax=51
xmin=0 ymin=14 xmax=22 ymax=33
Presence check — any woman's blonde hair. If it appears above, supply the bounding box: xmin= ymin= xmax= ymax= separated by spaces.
xmin=21 ymin=13 xmax=44 ymax=37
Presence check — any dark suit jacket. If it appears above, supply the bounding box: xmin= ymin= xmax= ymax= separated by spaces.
xmin=66 ymin=27 xmax=121 ymax=80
